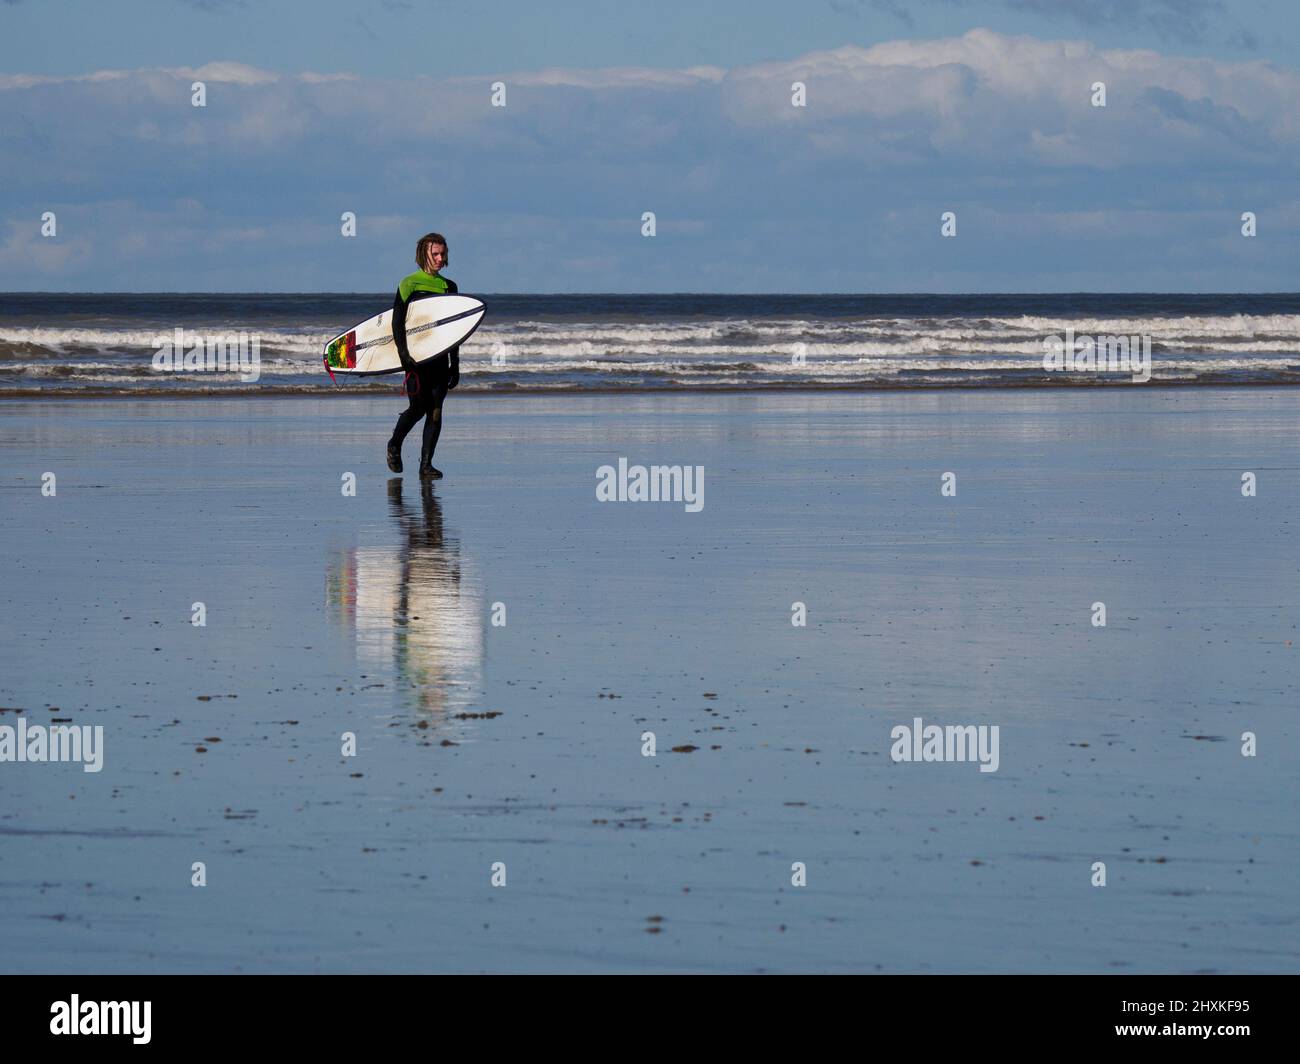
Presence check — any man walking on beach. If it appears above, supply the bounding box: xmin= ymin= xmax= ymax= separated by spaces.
xmin=387 ymin=232 xmax=461 ymax=478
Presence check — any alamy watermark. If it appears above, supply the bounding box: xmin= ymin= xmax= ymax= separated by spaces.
xmin=152 ymin=328 xmax=261 ymax=383
xmin=596 ymin=457 xmax=704 ymax=512
xmin=50 ymin=995 xmax=150 ymax=1044
xmin=0 ymin=716 xmax=104 ymax=772
xmin=890 ymin=717 xmax=999 ymax=773
xmin=1043 ymin=328 xmax=1151 ymax=383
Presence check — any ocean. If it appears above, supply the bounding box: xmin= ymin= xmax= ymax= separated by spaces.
xmin=2 ymin=292 xmax=1299 ymax=396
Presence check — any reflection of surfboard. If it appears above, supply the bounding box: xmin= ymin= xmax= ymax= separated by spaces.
xmin=326 ymin=545 xmax=484 ymax=711
xmin=324 ymin=294 xmax=486 ymax=377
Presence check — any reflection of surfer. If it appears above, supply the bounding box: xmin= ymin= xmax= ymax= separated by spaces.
xmin=326 ymin=482 xmax=483 ymax=722
xmin=388 ymin=475 xmax=460 ymax=595
xmin=387 ymin=478 xmax=482 ymax=718
xmin=386 ymin=232 xmax=461 ymax=479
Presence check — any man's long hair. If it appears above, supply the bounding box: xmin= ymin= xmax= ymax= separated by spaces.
xmin=416 ymin=232 xmax=449 ymax=271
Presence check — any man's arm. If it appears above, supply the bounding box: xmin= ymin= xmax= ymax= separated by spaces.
xmin=392 ymin=287 xmax=417 ymax=372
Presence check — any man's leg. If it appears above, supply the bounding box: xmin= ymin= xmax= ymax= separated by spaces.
xmin=388 ymin=375 xmax=426 ymax=471
xmin=418 ymin=378 xmax=450 ymax=478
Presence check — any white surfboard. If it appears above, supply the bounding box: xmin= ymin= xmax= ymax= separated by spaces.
xmin=323 ymin=294 xmax=485 ymax=377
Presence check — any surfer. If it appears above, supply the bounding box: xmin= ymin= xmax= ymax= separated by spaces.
xmin=387 ymin=232 xmax=460 ymax=478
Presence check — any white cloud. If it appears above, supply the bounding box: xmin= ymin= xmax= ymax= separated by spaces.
xmin=3 ymin=28 xmax=1297 ymax=290
xmin=511 ymin=65 xmax=726 ymax=89
xmin=7 ymin=29 xmax=1300 ymax=161
xmin=0 ymin=221 xmax=82 ymax=275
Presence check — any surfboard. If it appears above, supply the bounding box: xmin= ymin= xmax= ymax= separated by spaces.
xmin=323 ymin=294 xmax=485 ymax=377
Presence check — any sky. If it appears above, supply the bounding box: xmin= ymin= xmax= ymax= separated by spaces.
xmin=2 ymin=0 xmax=1299 ymax=292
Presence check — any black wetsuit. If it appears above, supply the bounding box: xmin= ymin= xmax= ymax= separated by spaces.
xmin=388 ymin=274 xmax=461 ymax=465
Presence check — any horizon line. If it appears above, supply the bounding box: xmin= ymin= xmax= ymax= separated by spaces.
xmin=3 ymin=290 xmax=1299 ymax=298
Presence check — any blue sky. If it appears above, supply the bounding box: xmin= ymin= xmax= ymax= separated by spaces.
xmin=3 ymin=0 xmax=1299 ymax=292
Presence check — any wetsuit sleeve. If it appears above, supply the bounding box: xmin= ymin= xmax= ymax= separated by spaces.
xmin=392 ymin=287 xmax=417 ymax=371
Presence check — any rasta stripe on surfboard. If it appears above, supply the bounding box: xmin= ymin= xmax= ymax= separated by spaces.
xmin=325 ymin=331 xmax=357 ymax=370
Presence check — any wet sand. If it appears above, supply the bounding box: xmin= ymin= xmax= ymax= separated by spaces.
xmin=1 ymin=389 xmax=1297 ymax=972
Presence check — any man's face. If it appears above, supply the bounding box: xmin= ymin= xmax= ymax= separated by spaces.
xmin=424 ymin=244 xmax=447 ymax=272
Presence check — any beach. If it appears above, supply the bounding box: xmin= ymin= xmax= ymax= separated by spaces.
xmin=1 ymin=388 xmax=1297 ymax=973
